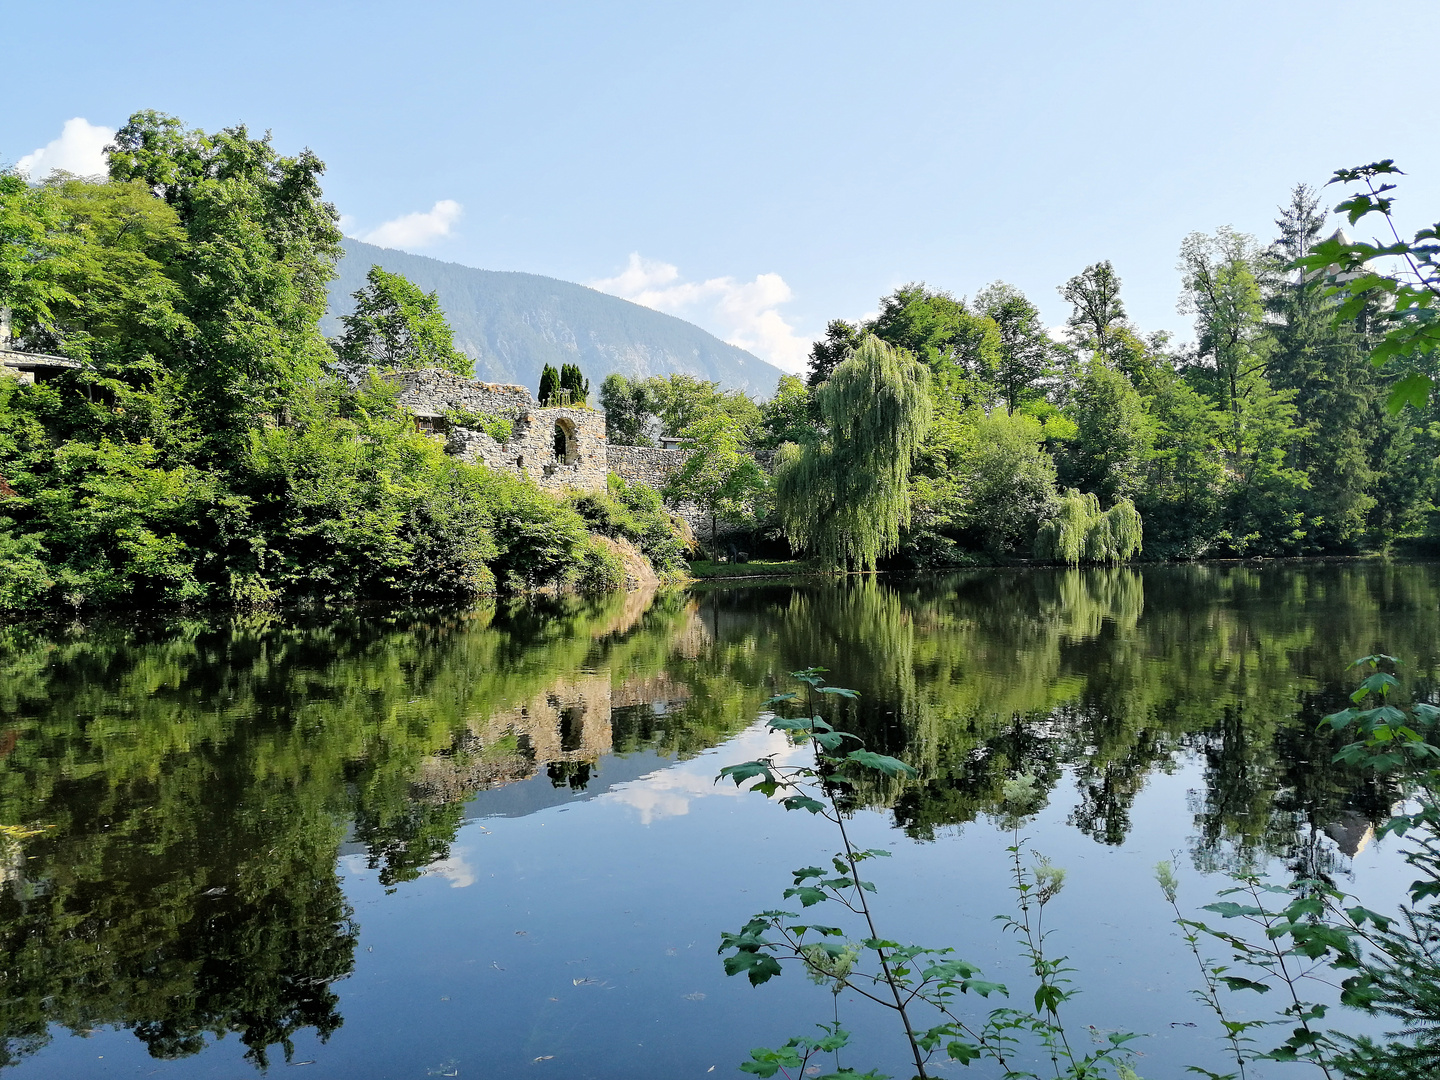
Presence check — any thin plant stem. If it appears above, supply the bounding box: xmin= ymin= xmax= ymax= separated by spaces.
xmin=1164 ymin=892 xmax=1247 ymax=1080
xmin=1244 ymin=881 xmax=1335 ymax=1080
xmin=806 ymin=683 xmax=930 ymax=1080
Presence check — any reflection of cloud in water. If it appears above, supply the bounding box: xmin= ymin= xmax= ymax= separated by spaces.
xmin=603 ymin=722 xmax=807 ymax=825
xmin=424 ymin=850 xmax=477 ymax=888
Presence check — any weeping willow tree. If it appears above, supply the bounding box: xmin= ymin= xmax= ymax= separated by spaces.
xmin=1034 ymin=488 xmax=1143 ymax=565
xmin=774 ymin=334 xmax=932 ymax=570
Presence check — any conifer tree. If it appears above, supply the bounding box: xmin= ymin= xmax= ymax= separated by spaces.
xmin=538 ymin=363 xmax=560 ymax=406
xmin=559 ymin=363 xmax=589 ymax=406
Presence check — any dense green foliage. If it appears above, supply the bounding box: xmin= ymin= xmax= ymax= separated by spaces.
xmin=1034 ymin=489 xmax=1143 ymax=565
xmin=774 ymin=335 xmax=932 ymax=571
xmin=539 ymin=361 xmax=590 ymax=407
xmin=648 ymin=174 xmax=1440 ymax=566
xmin=567 ymin=473 xmax=692 ymax=577
xmin=0 ymin=112 xmax=676 ymax=614
xmin=601 ymin=371 xmax=764 ymax=447
xmin=598 ymin=372 xmax=656 ymax=445
xmin=559 ymin=361 xmax=589 ymax=405
xmin=334 ymin=265 xmax=471 ymax=377
xmin=538 ymin=362 xmax=560 ymax=405
xmin=664 ymin=411 xmax=768 ymax=554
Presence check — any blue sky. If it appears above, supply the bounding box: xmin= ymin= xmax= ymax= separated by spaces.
xmin=9 ymin=0 xmax=1439 ymax=374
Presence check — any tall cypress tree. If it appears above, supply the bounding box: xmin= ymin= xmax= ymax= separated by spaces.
xmin=559 ymin=363 xmax=589 ymax=405
xmin=538 ymin=364 xmax=560 ymax=406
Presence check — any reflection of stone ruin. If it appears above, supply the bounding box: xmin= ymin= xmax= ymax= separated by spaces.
xmin=409 ymin=602 xmax=708 ymax=803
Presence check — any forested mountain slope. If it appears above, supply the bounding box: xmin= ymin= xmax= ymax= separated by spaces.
xmin=323 ymin=239 xmax=786 ymax=395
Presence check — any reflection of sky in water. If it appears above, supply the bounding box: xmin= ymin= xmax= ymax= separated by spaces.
xmin=324 ymin=730 xmax=1414 ymax=1080
xmin=600 ymin=723 xmax=806 ymax=825
xmin=6 ymin=720 xmax=1417 ymax=1080
xmin=6 ymin=566 xmax=1438 ymax=1079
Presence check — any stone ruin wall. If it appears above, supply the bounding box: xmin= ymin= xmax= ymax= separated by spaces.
xmin=388 ymin=368 xmax=740 ymax=543
xmin=392 ymin=368 xmax=608 ymax=492
xmin=606 ymin=444 xmax=725 ymax=542
xmin=447 ymin=407 xmax=608 ymax=491
xmin=392 ymin=368 xmax=534 ymax=418
xmin=603 ymin=444 xmax=690 ymax=489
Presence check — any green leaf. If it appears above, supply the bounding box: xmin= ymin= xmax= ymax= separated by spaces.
xmin=739 ymin=1045 xmax=803 ymax=1077
xmin=784 ymin=886 xmax=828 ymax=907
xmin=946 ymin=1041 xmax=981 ymax=1064
xmin=724 ymin=950 xmax=784 ymax=985
xmin=818 ymin=686 xmax=859 ymax=699
xmin=780 ymin=795 xmax=827 ymax=814
xmin=962 ymin=979 xmax=1005 ymax=998
xmin=1387 ymin=373 xmax=1432 ymax=413
xmin=768 ymin=716 xmax=814 ymax=732
xmin=1216 ymin=976 xmax=1271 ymax=994
xmin=718 ymin=761 xmax=772 ymax=786
xmin=845 ymin=749 xmax=917 ymax=778
xmin=1204 ymin=901 xmax=1267 ymax=919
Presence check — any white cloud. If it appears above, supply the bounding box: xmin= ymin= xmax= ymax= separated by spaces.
xmin=602 ymin=721 xmax=807 ymax=825
xmin=359 ymin=199 xmax=463 ymax=249
xmin=423 ymin=849 xmax=477 ymax=889
xmin=590 ymin=253 xmax=810 ymax=373
xmin=17 ymin=118 xmax=115 ymax=179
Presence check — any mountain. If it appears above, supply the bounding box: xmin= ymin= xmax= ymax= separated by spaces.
xmin=322 ymin=239 xmax=788 ymax=396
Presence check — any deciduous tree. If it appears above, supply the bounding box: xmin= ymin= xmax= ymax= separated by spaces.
xmin=974 ymin=281 xmax=1055 ymax=412
xmin=774 ymin=334 xmax=932 ymax=570
xmin=663 ymin=412 xmax=766 ymax=555
xmin=334 ymin=266 xmax=471 ymax=378
xmin=599 ymin=373 xmax=656 ymax=445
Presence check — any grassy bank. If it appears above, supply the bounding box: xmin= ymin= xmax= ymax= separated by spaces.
xmin=686 ymin=558 xmax=832 ymax=580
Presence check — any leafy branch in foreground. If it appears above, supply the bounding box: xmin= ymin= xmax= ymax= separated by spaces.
xmin=1294 ymin=161 xmax=1440 ymax=412
xmin=1159 ymin=654 xmax=1440 ymax=1079
xmin=716 ymin=667 xmax=1140 ymax=1080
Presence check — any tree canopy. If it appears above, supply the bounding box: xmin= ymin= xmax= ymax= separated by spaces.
xmin=774 ymin=334 xmax=932 ymax=570
xmin=334 ymin=265 xmax=471 ymax=377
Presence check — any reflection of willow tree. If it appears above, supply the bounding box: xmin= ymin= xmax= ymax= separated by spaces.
xmin=693 ymin=564 xmax=1440 ymax=854
xmin=0 ymin=588 xmax=733 ymax=1070
xmin=4 ymin=564 xmax=1440 ymax=1067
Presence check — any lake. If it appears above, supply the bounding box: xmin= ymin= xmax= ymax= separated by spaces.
xmin=0 ymin=562 xmax=1434 ymax=1079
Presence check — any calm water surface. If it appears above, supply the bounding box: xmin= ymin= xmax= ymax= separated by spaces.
xmin=1 ymin=563 xmax=1436 ymax=1079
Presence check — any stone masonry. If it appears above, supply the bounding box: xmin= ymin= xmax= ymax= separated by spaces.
xmin=389 ymin=368 xmax=734 ymax=543
xmin=604 ymin=444 xmax=693 ymax=490
xmin=391 ymin=368 xmax=608 ymax=491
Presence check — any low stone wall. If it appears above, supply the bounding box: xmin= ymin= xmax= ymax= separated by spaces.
xmin=391 ymin=368 xmax=532 ymax=418
xmin=605 ymin=444 xmax=692 ymax=488
xmin=605 ymin=444 xmax=711 ymax=540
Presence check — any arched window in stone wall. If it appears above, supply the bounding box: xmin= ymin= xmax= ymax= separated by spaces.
xmin=553 ymin=418 xmax=579 ymax=465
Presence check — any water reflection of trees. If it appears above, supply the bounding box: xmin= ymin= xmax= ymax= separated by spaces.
xmin=0 ymin=589 xmax=753 ymax=1070
xmin=2 ymin=563 xmax=1437 ymax=1069
xmin=694 ymin=564 xmax=1438 ymax=862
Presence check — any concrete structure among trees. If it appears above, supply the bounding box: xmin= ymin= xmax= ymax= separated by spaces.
xmin=0 ymin=309 xmax=80 ymax=385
